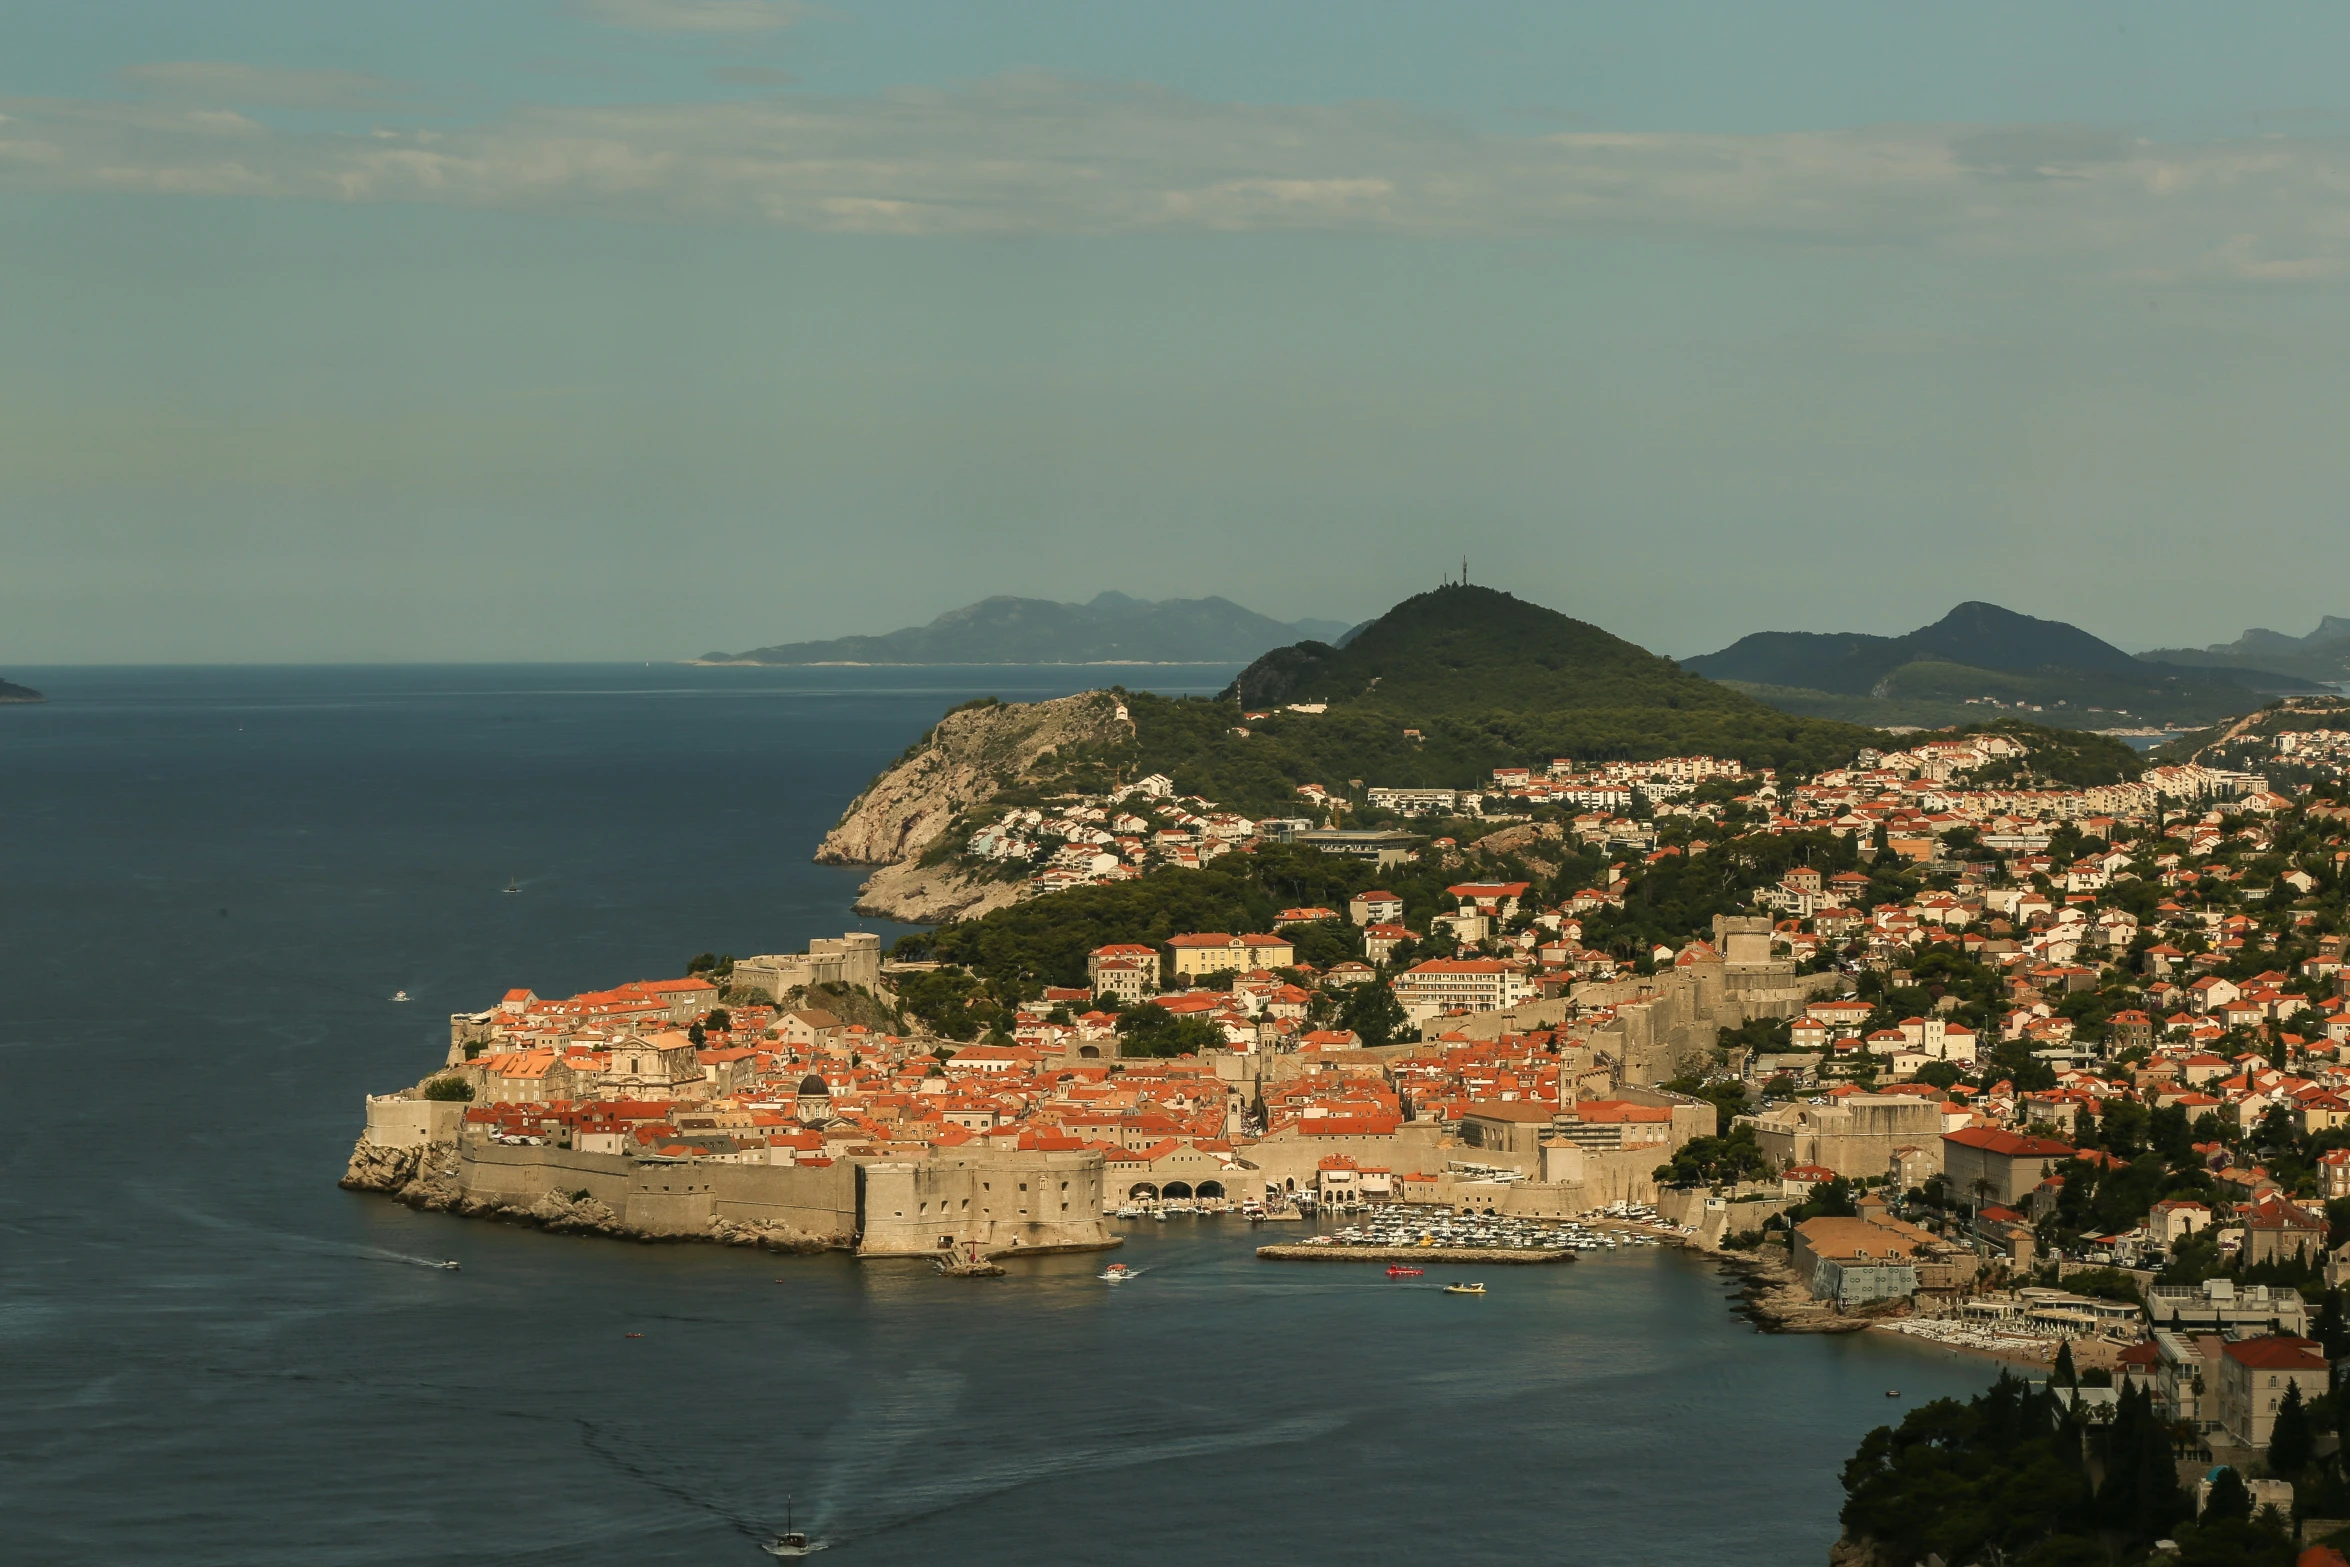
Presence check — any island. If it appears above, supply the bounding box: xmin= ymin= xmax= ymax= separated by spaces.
xmin=0 ymin=676 xmax=44 ymax=703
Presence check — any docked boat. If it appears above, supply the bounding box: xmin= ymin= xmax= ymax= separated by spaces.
xmin=1386 ymin=1265 xmax=1423 ymax=1278
xmin=762 ymin=1498 xmax=813 ymax=1557
xmin=1101 ymin=1263 xmax=1132 ymax=1283
xmin=1442 ymin=1282 xmax=1487 ymax=1296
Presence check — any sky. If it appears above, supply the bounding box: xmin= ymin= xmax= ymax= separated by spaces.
xmin=8 ymin=1 xmax=2350 ymax=663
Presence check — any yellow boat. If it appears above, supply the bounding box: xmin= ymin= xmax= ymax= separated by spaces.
xmin=1442 ymin=1282 xmax=1486 ymax=1296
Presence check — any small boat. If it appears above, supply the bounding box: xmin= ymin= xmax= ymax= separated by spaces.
xmin=390 ymin=990 xmax=411 ymax=1003
xmin=503 ymin=878 xmax=520 ymax=895
xmin=1386 ymin=1265 xmax=1423 ymax=1278
xmin=1442 ymin=1282 xmax=1486 ymax=1296
xmin=1100 ymin=1263 xmax=1132 ymax=1283
xmin=1885 ymin=1389 xmax=1902 ymax=1399
xmin=763 ymin=1496 xmax=813 ymax=1557
xmin=438 ymin=1260 xmax=460 ymax=1271
xmin=624 ymin=1332 xmax=643 ymax=1339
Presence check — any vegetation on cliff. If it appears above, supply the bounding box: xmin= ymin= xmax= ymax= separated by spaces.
xmin=0 ymin=676 xmax=44 ymax=703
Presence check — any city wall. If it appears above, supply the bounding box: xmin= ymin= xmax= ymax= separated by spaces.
xmin=456 ymin=1141 xmax=861 ymax=1241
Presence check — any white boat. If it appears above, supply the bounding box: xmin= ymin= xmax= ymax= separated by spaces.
xmin=762 ymin=1497 xmax=814 ymax=1557
xmin=439 ymin=1260 xmax=460 ymax=1271
xmin=390 ymin=990 xmax=411 ymax=1003
xmin=1100 ymin=1263 xmax=1132 ymax=1283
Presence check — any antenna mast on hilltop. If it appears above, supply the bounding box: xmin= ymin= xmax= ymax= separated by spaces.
xmin=1461 ymin=555 xmax=1469 ymax=586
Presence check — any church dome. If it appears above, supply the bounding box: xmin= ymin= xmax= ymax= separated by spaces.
xmin=797 ymin=1074 xmax=829 ymax=1096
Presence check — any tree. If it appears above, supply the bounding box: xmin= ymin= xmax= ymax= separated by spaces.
xmin=2053 ymin=1338 xmax=2077 ymax=1388
xmin=2269 ymin=1381 xmax=2313 ymax=1478
xmin=421 ymin=1075 xmax=473 ymax=1102
xmin=1337 ymin=982 xmax=1409 ymax=1048
xmin=704 ymin=1008 xmax=731 ymax=1033
xmin=2201 ymin=1466 xmax=2251 ymax=1524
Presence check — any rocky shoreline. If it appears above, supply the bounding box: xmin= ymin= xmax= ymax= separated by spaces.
xmin=1705 ymin=1244 xmax=1905 ymax=1336
xmin=337 ymin=1139 xmax=842 ymax=1253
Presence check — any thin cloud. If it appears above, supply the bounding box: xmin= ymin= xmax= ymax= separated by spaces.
xmin=4 ymin=74 xmax=2350 ymax=282
xmin=122 ymin=61 xmax=402 ymax=111
xmin=570 ymin=0 xmax=805 ymax=32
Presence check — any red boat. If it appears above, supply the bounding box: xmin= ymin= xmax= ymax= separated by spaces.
xmin=1386 ymin=1264 xmax=1424 ymax=1278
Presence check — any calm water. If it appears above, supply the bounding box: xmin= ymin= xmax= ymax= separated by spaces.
xmin=0 ymin=665 xmax=1994 ymax=1566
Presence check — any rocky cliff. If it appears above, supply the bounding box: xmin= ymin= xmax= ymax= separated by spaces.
xmin=816 ymin=689 xmax=1130 ymax=920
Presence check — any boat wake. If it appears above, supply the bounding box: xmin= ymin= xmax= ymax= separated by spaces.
xmin=148 ymin=1199 xmax=460 ymax=1272
xmin=816 ymin=1409 xmax=1347 ymax=1546
xmin=578 ymin=1421 xmax=781 ymax=1545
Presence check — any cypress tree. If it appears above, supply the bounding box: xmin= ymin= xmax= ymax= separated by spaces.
xmin=2054 ymin=1338 xmax=2078 ymax=1388
xmin=2270 ymin=1380 xmax=2314 ymax=1478
xmin=2204 ymin=1466 xmax=2252 ymax=1524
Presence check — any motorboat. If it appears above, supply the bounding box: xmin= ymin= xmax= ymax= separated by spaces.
xmin=1100 ymin=1263 xmax=1132 ymax=1283
xmin=623 ymin=1332 xmax=643 ymax=1339
xmin=1386 ymin=1265 xmax=1423 ymax=1278
xmin=762 ymin=1497 xmax=813 ymax=1558
xmin=438 ymin=1260 xmax=460 ymax=1271
xmin=1885 ymin=1390 xmax=1902 ymax=1399
xmin=1442 ymin=1282 xmax=1486 ymax=1296
xmin=390 ymin=990 xmax=411 ymax=1003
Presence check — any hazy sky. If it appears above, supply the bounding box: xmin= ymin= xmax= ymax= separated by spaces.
xmin=9 ymin=1 xmax=2350 ymax=662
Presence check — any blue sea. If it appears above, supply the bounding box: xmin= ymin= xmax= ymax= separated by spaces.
xmin=0 ymin=665 xmax=1995 ymax=1566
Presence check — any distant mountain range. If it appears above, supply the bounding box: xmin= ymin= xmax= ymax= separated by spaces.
xmin=0 ymin=676 xmax=43 ymax=704
xmin=1683 ymin=602 xmax=2325 ymax=730
xmin=705 ymin=593 xmax=1355 ymax=666
xmin=2140 ymin=615 xmax=2350 ymax=686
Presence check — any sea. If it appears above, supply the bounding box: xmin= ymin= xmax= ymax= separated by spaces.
xmin=0 ymin=664 xmax=1998 ymax=1566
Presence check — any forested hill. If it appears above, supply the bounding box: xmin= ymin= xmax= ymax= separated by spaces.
xmin=706 ymin=593 xmax=1350 ymax=665
xmin=1101 ymin=585 xmax=1877 ymax=810
xmin=0 ymin=677 xmax=44 ymax=703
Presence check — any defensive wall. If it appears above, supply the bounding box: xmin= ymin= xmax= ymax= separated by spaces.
xmin=456 ymin=1140 xmax=861 ymax=1241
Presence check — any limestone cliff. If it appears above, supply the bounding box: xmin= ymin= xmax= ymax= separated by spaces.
xmin=817 ymin=689 xmax=1130 ymax=920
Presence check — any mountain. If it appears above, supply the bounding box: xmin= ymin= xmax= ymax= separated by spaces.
xmin=1165 ymin=584 xmax=1878 ymax=802
xmin=1686 ymin=602 xmax=2316 ymax=730
xmin=2140 ymin=615 xmax=2350 ymax=686
xmin=706 ymin=593 xmax=1353 ymax=666
xmin=815 ymin=586 xmax=1885 ymax=917
xmin=0 ymin=677 xmax=43 ymax=704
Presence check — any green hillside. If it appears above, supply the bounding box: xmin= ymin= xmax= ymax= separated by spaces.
xmin=1086 ymin=585 xmax=1880 ymax=811
xmin=1687 ymin=601 xmax=2304 ymax=729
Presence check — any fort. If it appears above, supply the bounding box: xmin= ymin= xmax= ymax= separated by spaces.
xmin=342 ymin=1094 xmax=1116 ymax=1258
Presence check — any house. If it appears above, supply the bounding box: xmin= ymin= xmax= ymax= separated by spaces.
xmin=1088 ymin=943 xmax=1161 ymax=998
xmin=771 ymin=1008 xmax=846 ymax=1054
xmin=2214 ymin=1336 xmax=2332 ymax=1450
xmin=2243 ymin=1194 xmax=2328 ymax=1267
xmin=1390 ymin=959 xmax=1532 ymax=1023
xmin=1166 ymin=933 xmax=1295 ymax=979
xmin=1362 ymin=923 xmax=1413 ymax=964
xmin=1789 ymin=1213 xmax=1939 ymax=1306
xmin=1940 ymin=1126 xmax=2077 ymax=1207
xmin=1348 ymin=891 xmax=1405 ymax=927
